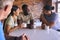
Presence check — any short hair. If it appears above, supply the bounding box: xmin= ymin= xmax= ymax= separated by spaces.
xmin=0 ymin=0 xmax=14 ymax=9
xmin=43 ymin=5 xmax=54 ymax=10
xmin=22 ymin=4 xmax=28 ymax=10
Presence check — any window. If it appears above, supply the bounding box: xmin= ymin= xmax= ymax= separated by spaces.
xmin=57 ymin=0 xmax=60 ymax=13
xmin=56 ymin=0 xmax=60 ymax=22
xmin=58 ymin=0 xmax=60 ymax=1
xmin=57 ymin=3 xmax=60 ymax=13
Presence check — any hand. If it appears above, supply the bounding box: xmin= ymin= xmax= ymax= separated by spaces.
xmin=41 ymin=24 xmax=46 ymax=29
xmin=22 ymin=33 xmax=29 ymax=40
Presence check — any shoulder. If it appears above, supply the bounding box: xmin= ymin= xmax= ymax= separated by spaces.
xmin=6 ymin=16 xmax=14 ymax=23
xmin=19 ymin=12 xmax=24 ymax=17
xmin=40 ymin=14 xmax=44 ymax=17
xmin=28 ymin=13 xmax=32 ymax=16
xmin=8 ymin=16 xmax=13 ymax=20
xmin=51 ymin=13 xmax=58 ymax=18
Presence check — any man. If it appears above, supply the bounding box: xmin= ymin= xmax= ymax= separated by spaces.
xmin=17 ymin=4 xmax=33 ymax=29
xmin=40 ymin=5 xmax=57 ymax=29
xmin=0 ymin=0 xmax=14 ymax=40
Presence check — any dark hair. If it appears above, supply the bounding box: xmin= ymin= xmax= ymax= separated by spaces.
xmin=22 ymin=4 xmax=29 ymax=16
xmin=3 ymin=5 xmax=19 ymax=30
xmin=44 ymin=5 xmax=54 ymax=10
xmin=10 ymin=5 xmax=19 ymax=16
xmin=22 ymin=4 xmax=28 ymax=10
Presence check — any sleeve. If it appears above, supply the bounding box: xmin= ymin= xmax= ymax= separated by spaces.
xmin=50 ymin=13 xmax=58 ymax=22
xmin=6 ymin=16 xmax=14 ymax=27
xmin=29 ymin=13 xmax=33 ymax=20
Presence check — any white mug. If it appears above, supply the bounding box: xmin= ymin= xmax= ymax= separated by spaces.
xmin=21 ymin=23 xmax=27 ymax=28
xmin=45 ymin=25 xmax=49 ymax=33
xmin=34 ymin=24 xmax=36 ymax=28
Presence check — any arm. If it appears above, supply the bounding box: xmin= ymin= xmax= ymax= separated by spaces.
xmin=17 ymin=13 xmax=23 ymax=27
xmin=40 ymin=14 xmax=55 ymax=28
xmin=40 ymin=14 xmax=48 ymax=24
xmin=6 ymin=25 xmax=19 ymax=33
xmin=30 ymin=13 xmax=34 ymax=25
xmin=5 ymin=16 xmax=19 ymax=33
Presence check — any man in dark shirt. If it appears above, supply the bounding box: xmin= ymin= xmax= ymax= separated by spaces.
xmin=40 ymin=5 xmax=57 ymax=29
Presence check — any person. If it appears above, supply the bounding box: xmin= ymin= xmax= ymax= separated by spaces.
xmin=40 ymin=5 xmax=57 ymax=29
xmin=21 ymin=34 xmax=29 ymax=40
xmin=0 ymin=0 xmax=29 ymax=40
xmin=17 ymin=4 xmax=33 ymax=29
xmin=4 ymin=5 xmax=20 ymax=34
xmin=4 ymin=5 xmax=29 ymax=40
xmin=0 ymin=0 xmax=14 ymax=40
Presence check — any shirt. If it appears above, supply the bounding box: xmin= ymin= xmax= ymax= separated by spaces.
xmin=5 ymin=16 xmax=17 ymax=28
xmin=4 ymin=15 xmax=18 ymax=33
xmin=43 ymin=13 xmax=58 ymax=30
xmin=0 ymin=21 xmax=5 ymax=40
xmin=18 ymin=12 xmax=33 ymax=24
xmin=44 ymin=13 xmax=57 ymax=23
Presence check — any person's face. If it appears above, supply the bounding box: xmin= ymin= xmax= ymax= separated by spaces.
xmin=27 ymin=7 xmax=30 ymax=12
xmin=4 ymin=3 xmax=13 ymax=18
xmin=43 ymin=9 xmax=51 ymax=15
xmin=0 ymin=2 xmax=13 ymax=20
xmin=23 ymin=6 xmax=30 ymax=12
xmin=15 ymin=8 xmax=20 ymax=16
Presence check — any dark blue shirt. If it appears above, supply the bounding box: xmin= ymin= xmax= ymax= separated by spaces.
xmin=44 ymin=13 xmax=58 ymax=30
xmin=44 ymin=13 xmax=57 ymax=23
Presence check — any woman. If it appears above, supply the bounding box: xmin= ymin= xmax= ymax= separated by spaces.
xmin=4 ymin=5 xmax=29 ymax=40
xmin=4 ymin=5 xmax=20 ymax=34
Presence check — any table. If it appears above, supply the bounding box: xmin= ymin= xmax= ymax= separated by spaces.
xmin=9 ymin=29 xmax=60 ymax=40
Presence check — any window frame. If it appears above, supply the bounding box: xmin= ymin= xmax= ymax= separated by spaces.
xmin=56 ymin=0 xmax=60 ymax=13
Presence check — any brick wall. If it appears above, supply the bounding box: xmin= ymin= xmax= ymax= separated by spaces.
xmin=14 ymin=0 xmax=52 ymax=19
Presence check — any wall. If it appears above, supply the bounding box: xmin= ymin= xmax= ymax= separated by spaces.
xmin=14 ymin=0 xmax=52 ymax=19
xmin=52 ymin=0 xmax=57 ymax=12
